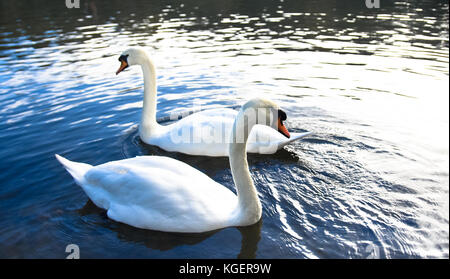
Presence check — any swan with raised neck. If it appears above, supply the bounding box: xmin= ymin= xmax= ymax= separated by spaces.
xmin=55 ymin=98 xmax=289 ymax=232
xmin=115 ymin=47 xmax=311 ymax=157
xmin=116 ymin=47 xmax=160 ymax=141
xmin=228 ymin=98 xmax=283 ymax=224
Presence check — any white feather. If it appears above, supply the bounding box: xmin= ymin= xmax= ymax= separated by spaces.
xmin=119 ymin=47 xmax=311 ymax=157
xmin=56 ymin=98 xmax=294 ymax=233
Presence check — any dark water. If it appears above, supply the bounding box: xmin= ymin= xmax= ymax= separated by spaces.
xmin=0 ymin=0 xmax=448 ymax=258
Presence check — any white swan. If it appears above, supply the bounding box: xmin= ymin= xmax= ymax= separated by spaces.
xmin=115 ymin=47 xmax=311 ymax=156
xmin=56 ymin=98 xmax=290 ymax=233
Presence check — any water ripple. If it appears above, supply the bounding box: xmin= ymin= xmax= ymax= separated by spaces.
xmin=0 ymin=0 xmax=448 ymax=259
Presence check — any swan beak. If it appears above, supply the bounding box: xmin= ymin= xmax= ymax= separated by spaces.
xmin=116 ymin=60 xmax=128 ymax=75
xmin=278 ymin=118 xmax=290 ymax=138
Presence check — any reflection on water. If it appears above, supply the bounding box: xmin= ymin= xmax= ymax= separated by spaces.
xmin=78 ymin=200 xmax=262 ymax=258
xmin=0 ymin=0 xmax=448 ymax=258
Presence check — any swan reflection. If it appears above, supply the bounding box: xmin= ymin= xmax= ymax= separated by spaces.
xmin=78 ymin=200 xmax=262 ymax=258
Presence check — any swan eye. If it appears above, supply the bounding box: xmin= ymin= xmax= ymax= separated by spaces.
xmin=278 ymin=109 xmax=287 ymax=121
xmin=118 ymin=54 xmax=129 ymax=63
xmin=116 ymin=54 xmax=130 ymax=75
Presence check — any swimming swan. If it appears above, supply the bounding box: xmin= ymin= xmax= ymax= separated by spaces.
xmin=115 ymin=47 xmax=311 ymax=156
xmin=56 ymin=98 xmax=290 ymax=232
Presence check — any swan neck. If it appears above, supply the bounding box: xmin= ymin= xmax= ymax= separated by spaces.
xmin=229 ymin=113 xmax=262 ymax=225
xmin=140 ymin=57 xmax=158 ymax=139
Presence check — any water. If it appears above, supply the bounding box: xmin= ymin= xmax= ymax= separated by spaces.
xmin=0 ymin=0 xmax=448 ymax=259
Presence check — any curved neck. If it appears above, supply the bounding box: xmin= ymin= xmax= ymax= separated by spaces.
xmin=229 ymin=111 xmax=262 ymax=225
xmin=139 ymin=56 xmax=158 ymax=140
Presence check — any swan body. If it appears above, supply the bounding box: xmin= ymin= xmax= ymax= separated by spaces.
xmin=56 ymin=154 xmax=238 ymax=232
xmin=116 ymin=47 xmax=311 ymax=157
xmin=148 ymin=108 xmax=312 ymax=156
xmin=56 ymin=98 xmax=291 ymax=232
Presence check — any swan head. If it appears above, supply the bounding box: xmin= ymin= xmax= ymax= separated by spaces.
xmin=116 ymin=47 xmax=149 ymax=75
xmin=240 ymin=98 xmax=290 ymax=138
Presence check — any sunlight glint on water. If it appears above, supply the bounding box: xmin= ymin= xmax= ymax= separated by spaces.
xmin=0 ymin=0 xmax=448 ymax=258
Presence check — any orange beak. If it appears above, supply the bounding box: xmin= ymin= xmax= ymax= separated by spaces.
xmin=116 ymin=60 xmax=128 ymax=75
xmin=278 ymin=118 xmax=290 ymax=138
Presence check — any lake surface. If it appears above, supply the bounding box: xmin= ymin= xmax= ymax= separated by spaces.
xmin=0 ymin=0 xmax=448 ymax=258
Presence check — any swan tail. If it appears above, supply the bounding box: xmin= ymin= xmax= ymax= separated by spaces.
xmin=55 ymin=154 xmax=92 ymax=185
xmin=278 ymin=131 xmax=313 ymax=149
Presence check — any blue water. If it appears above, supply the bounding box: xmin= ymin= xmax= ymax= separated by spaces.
xmin=0 ymin=0 xmax=448 ymax=258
